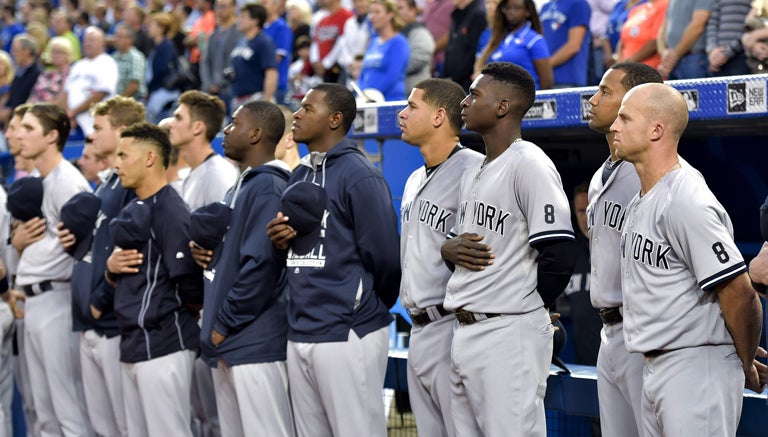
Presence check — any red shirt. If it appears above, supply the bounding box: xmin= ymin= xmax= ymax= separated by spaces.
xmin=313 ymin=8 xmax=354 ymax=61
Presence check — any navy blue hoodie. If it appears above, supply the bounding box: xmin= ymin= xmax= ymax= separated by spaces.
xmin=200 ymin=163 xmax=290 ymax=367
xmin=71 ymin=171 xmax=135 ymax=337
xmin=113 ymin=186 xmax=202 ymax=363
xmin=283 ymin=139 xmax=401 ymax=343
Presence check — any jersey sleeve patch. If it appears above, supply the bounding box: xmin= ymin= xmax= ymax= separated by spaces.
xmin=698 ymin=262 xmax=747 ymax=291
xmin=529 ymin=229 xmax=575 ymax=245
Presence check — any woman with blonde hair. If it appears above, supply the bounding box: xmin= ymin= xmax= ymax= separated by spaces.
xmin=285 ymin=0 xmax=312 ymax=60
xmin=31 ymin=36 xmax=74 ymax=104
xmin=0 ymin=51 xmax=14 ymax=109
xmin=358 ymin=0 xmax=410 ymax=101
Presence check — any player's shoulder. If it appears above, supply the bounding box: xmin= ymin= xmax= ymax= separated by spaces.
xmin=660 ymin=163 xmax=718 ymax=218
xmin=154 ymin=185 xmax=190 ymax=215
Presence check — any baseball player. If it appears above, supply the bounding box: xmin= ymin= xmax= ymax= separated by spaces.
xmin=397 ymin=78 xmax=483 ymax=437
xmin=193 ymin=101 xmax=295 ymax=437
xmin=267 ymin=83 xmax=401 ymax=437
xmin=613 ymin=83 xmax=764 ymax=436
xmin=9 ymin=104 xmax=92 ymax=435
xmin=107 ymin=122 xmax=203 ymax=437
xmin=585 ymin=62 xmax=662 ymax=437
xmin=57 ymin=96 xmax=145 ymax=437
xmin=440 ymin=62 xmax=575 ymax=436
xmin=168 ymin=90 xmax=237 ymax=437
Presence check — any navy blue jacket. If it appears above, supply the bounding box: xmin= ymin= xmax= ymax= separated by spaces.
xmin=147 ymin=38 xmax=177 ymax=93
xmin=283 ymin=139 xmax=401 ymax=343
xmin=71 ymin=171 xmax=135 ymax=337
xmin=113 ymin=186 xmax=202 ymax=363
xmin=200 ymin=164 xmax=290 ymax=367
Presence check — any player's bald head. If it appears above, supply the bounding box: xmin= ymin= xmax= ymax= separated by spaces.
xmin=625 ymin=83 xmax=689 ymax=141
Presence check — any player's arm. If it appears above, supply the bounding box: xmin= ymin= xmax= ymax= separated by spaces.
xmin=532 ymin=238 xmax=577 ymax=308
xmin=214 ymin=193 xmax=285 ymax=341
xmin=350 ymin=175 xmax=402 ymax=309
xmin=716 ymin=273 xmax=765 ymax=393
xmin=267 ymin=212 xmax=295 ymax=252
xmin=11 ymin=217 xmax=46 ymax=254
xmin=440 ymin=231 xmax=494 ymax=272
xmin=748 ymin=241 xmax=768 ymax=297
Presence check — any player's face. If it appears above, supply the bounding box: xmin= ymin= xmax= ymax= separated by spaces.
xmin=588 ymin=68 xmax=627 ymax=134
xmin=222 ymin=106 xmax=251 ymax=162
xmin=114 ymin=137 xmax=148 ymax=189
xmin=573 ymin=191 xmax=588 ymax=237
xmin=292 ymin=89 xmax=331 ymax=145
xmin=78 ymin=144 xmax=106 ymax=184
xmin=398 ymin=88 xmax=434 ymax=146
xmin=6 ymin=115 xmax=21 ymax=156
xmin=91 ymin=114 xmax=122 ymax=160
xmin=610 ymin=91 xmax=648 ymax=162
xmin=461 ymin=74 xmax=498 ymax=133
xmin=169 ymin=104 xmax=195 ymax=148
xmin=17 ymin=112 xmax=55 ymax=160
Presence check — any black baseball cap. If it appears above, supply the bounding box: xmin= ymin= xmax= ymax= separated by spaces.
xmin=551 ymin=318 xmax=569 ymax=374
xmin=61 ymin=192 xmax=102 ymax=261
xmin=190 ymin=202 xmax=232 ymax=268
xmin=280 ymin=181 xmax=327 ymax=255
xmin=7 ymin=177 xmax=44 ymax=222
xmin=109 ymin=200 xmax=151 ymax=251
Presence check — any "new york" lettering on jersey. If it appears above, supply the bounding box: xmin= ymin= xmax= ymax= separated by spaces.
xmin=602 ymin=200 xmax=626 ymax=231
xmin=401 ymin=200 xmax=452 ymax=233
xmin=627 ymin=231 xmax=671 ymax=270
xmin=458 ymin=201 xmax=510 ymax=236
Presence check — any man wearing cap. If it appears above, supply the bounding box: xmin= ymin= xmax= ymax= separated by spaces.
xmin=168 ymin=89 xmax=235 ymax=436
xmin=107 ymin=122 xmax=203 ymax=436
xmin=57 ymin=95 xmax=145 ymax=437
xmin=8 ymin=103 xmax=92 ymax=435
xmin=191 ymin=101 xmax=294 ymax=436
xmin=267 ymin=83 xmax=400 ymax=437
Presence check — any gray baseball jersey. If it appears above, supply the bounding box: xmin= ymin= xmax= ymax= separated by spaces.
xmin=587 ymin=159 xmax=640 ymax=309
xmin=181 ymin=154 xmax=238 ymax=211
xmin=400 ymin=147 xmax=484 ymax=310
xmin=620 ymin=160 xmax=745 ymax=353
xmin=444 ymin=140 xmax=574 ymax=314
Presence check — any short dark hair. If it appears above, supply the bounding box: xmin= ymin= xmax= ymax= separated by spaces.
xmin=178 ymin=90 xmax=226 ymax=142
xmin=414 ymin=78 xmax=466 ymax=135
xmin=573 ymin=180 xmax=589 ymax=197
xmin=480 ymin=62 xmax=536 ymax=117
xmin=240 ymin=3 xmax=267 ymax=28
xmin=611 ymin=62 xmax=663 ymax=91
xmin=28 ymin=104 xmax=70 ymax=151
xmin=121 ymin=122 xmax=172 ymax=168
xmin=241 ymin=100 xmax=285 ymax=148
xmin=311 ymin=83 xmax=357 ymax=133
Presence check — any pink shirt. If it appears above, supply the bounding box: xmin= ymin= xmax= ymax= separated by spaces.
xmin=422 ymin=0 xmax=454 ymax=65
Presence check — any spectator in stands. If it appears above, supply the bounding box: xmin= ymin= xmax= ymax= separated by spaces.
xmin=0 ymin=5 xmax=25 ymax=54
xmin=63 ymin=26 xmax=117 ymax=137
xmin=200 ymin=0 xmax=241 ymax=115
xmin=30 ymin=37 xmax=73 ymax=104
xmin=0 ymin=34 xmax=42 ymax=127
xmin=397 ymin=0 xmax=436 ymax=94
xmin=92 ymin=2 xmax=112 ymax=34
xmin=310 ymin=0 xmax=355 ymax=83
xmin=184 ymin=0 xmax=215 ymax=89
xmin=657 ymin=0 xmax=711 ymax=80
xmin=146 ymin=13 xmax=183 ymax=123
xmin=123 ymin=5 xmax=153 ymax=58
xmin=230 ymin=3 xmax=278 ymax=107
xmin=323 ymin=0 xmax=371 ymax=87
xmin=43 ymin=9 xmax=81 ymax=67
xmin=742 ymin=0 xmax=768 ymax=73
xmin=24 ymin=21 xmax=50 ymax=59
xmin=705 ymin=0 xmax=751 ymax=76
xmin=423 ymin=0 xmax=454 ymax=75
xmin=587 ymin=0 xmax=617 ymax=85
xmin=112 ymin=24 xmax=147 ymax=101
xmin=615 ymin=0 xmax=667 ymax=68
xmin=263 ymin=0 xmax=295 ymax=105
xmin=288 ymin=36 xmax=322 ymax=107
xmin=603 ymin=0 xmax=646 ymax=70
xmin=0 ymin=51 xmax=12 ymax=110
xmin=286 ymin=0 xmax=313 ymax=61
xmin=442 ymin=0 xmax=486 ymax=90
xmin=475 ymin=0 xmax=553 ymax=89
xmin=476 ymin=0 xmax=500 ymax=58
xmin=540 ymin=0 xmax=591 ymax=88
xmin=358 ymin=0 xmax=410 ymax=100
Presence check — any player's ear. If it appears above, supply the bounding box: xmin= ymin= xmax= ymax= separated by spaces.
xmin=328 ymin=111 xmax=343 ymax=130
xmin=249 ymin=127 xmax=263 ymax=145
xmin=433 ymin=107 xmax=446 ymax=128
xmin=144 ymin=148 xmax=157 ymax=167
xmin=649 ymin=121 xmax=664 ymax=142
xmin=496 ymin=98 xmax=511 ymax=117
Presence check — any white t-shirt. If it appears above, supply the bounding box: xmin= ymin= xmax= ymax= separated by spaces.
xmin=65 ymin=53 xmax=118 ymax=137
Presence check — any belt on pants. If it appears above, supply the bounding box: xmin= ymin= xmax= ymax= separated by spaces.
xmin=23 ymin=280 xmax=53 ymax=297
xmin=643 ymin=349 xmax=671 ymax=359
xmin=454 ymin=309 xmax=502 ymax=325
xmin=408 ymin=304 xmax=452 ymax=327
xmin=599 ymin=307 xmax=623 ymax=325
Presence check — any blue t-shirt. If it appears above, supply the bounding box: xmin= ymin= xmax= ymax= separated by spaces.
xmin=263 ymin=18 xmax=293 ymax=92
xmin=540 ymin=0 xmax=591 ymax=87
xmin=1 ymin=22 xmax=24 ymax=54
xmin=230 ymin=32 xmax=278 ymax=97
xmin=477 ymin=28 xmax=491 ymax=58
xmin=487 ymin=22 xmax=551 ymax=89
xmin=358 ymin=34 xmax=410 ymax=101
